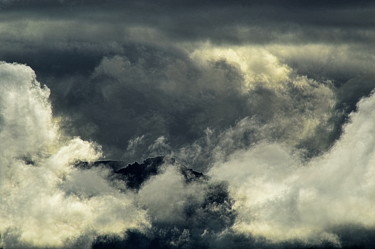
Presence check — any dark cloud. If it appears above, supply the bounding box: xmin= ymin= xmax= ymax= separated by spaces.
xmin=0 ymin=0 xmax=374 ymax=46
xmin=18 ymin=43 xmax=335 ymax=169
xmin=49 ymin=47 xmax=248 ymax=162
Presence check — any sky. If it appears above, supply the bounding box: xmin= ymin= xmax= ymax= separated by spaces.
xmin=0 ymin=0 xmax=375 ymax=248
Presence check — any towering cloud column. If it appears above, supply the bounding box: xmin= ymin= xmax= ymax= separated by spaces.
xmin=0 ymin=62 xmax=148 ymax=248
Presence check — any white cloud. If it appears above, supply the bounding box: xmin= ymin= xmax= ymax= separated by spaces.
xmin=190 ymin=44 xmax=292 ymax=91
xmin=0 ymin=62 xmax=149 ymax=248
xmin=209 ymin=91 xmax=375 ymax=244
xmin=137 ymin=165 xmax=205 ymax=224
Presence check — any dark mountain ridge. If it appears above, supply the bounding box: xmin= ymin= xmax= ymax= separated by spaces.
xmin=76 ymin=156 xmax=207 ymax=190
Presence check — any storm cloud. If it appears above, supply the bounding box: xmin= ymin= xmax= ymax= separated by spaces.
xmin=1 ymin=1 xmax=375 ymax=248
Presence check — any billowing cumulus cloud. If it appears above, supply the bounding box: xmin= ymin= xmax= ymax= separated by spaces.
xmin=210 ymin=91 xmax=375 ymax=245
xmin=0 ymin=62 xmax=148 ymax=248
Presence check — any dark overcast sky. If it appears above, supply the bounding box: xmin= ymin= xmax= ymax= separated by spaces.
xmin=1 ymin=0 xmax=374 ymax=45
xmin=1 ymin=1 xmax=375 ymax=249
xmin=1 ymin=0 xmax=374 ymax=162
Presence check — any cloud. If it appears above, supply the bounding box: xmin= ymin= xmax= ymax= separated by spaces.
xmin=1 ymin=2 xmax=375 ymax=247
xmin=91 ymin=162 xmax=236 ymax=249
xmin=0 ymin=62 xmax=148 ymax=248
xmin=0 ymin=0 xmax=372 ymax=169
xmin=170 ymin=44 xmax=336 ymax=169
xmin=45 ymin=49 xmax=247 ymax=161
xmin=0 ymin=0 xmax=374 ymax=50
xmin=209 ymin=91 xmax=375 ymax=245
xmin=190 ymin=45 xmax=292 ymax=90
xmin=137 ymin=165 xmax=205 ymax=224
xmin=41 ymin=43 xmax=337 ymax=170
